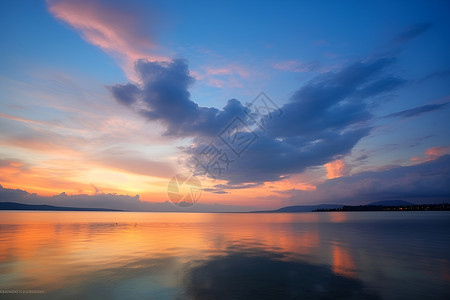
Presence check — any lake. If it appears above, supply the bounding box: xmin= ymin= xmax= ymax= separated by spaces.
xmin=0 ymin=211 xmax=449 ymax=299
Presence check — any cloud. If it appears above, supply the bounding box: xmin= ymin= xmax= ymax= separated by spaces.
xmin=385 ymin=102 xmax=449 ymax=118
xmin=325 ymin=159 xmax=350 ymax=179
xmin=204 ymin=65 xmax=250 ymax=78
xmin=212 ymin=58 xmax=403 ymax=184
xmin=203 ymin=182 xmax=265 ymax=194
xmin=110 ymin=59 xmax=245 ymax=137
xmin=268 ymin=58 xmax=399 ymax=137
xmin=354 ymin=154 xmax=368 ymax=162
xmin=204 ymin=128 xmax=370 ymax=185
xmin=47 ymin=0 xmax=167 ymax=79
xmin=284 ymin=154 xmax=450 ymax=205
xmin=111 ymin=57 xmax=405 ymax=185
xmin=426 ymin=146 xmax=450 ymax=157
xmin=391 ymin=22 xmax=433 ymax=45
xmin=193 ymin=64 xmax=252 ymax=88
xmin=0 ymin=112 xmax=62 ymax=127
xmin=89 ymin=148 xmax=175 ymax=178
xmin=0 ymin=156 xmax=102 ymax=196
xmin=0 ymin=159 xmax=28 ymax=175
xmin=3 ymin=131 xmax=83 ymax=155
xmin=272 ymin=60 xmax=322 ymax=73
xmin=411 ymin=146 xmax=450 ymax=163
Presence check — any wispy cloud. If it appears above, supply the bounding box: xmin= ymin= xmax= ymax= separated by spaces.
xmin=325 ymin=159 xmax=350 ymax=179
xmin=0 ymin=157 xmax=92 ymax=195
xmin=191 ymin=64 xmax=253 ymax=88
xmin=272 ymin=60 xmax=321 ymax=73
xmin=47 ymin=0 xmax=168 ymax=80
xmin=411 ymin=146 xmax=450 ymax=163
xmin=391 ymin=22 xmax=433 ymax=45
xmin=204 ymin=65 xmax=250 ymax=78
xmin=0 ymin=113 xmax=61 ymax=127
xmin=385 ymin=102 xmax=449 ymax=118
xmin=1 ymin=127 xmax=85 ymax=156
xmin=89 ymin=149 xmax=175 ymax=178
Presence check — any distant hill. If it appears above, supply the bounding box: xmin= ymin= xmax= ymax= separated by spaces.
xmin=253 ymin=201 xmax=417 ymax=213
xmin=367 ymin=200 xmax=414 ymax=206
xmin=0 ymin=202 xmax=122 ymax=211
xmin=253 ymin=204 xmax=344 ymax=213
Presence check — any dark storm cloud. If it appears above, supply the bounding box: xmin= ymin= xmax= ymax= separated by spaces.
xmin=283 ymin=155 xmax=450 ymax=205
xmin=385 ymin=102 xmax=449 ymax=118
xmin=110 ymin=59 xmax=244 ymax=137
xmin=391 ymin=22 xmax=433 ymax=44
xmin=268 ymin=58 xmax=397 ymax=138
xmin=203 ymin=127 xmax=370 ymax=185
xmin=110 ymin=57 xmax=404 ymax=185
xmin=191 ymin=58 xmax=401 ymax=185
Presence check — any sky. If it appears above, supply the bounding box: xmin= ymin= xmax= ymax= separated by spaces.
xmin=0 ymin=0 xmax=449 ymax=211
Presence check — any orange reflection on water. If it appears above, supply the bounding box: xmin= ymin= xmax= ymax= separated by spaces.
xmin=442 ymin=259 xmax=450 ymax=282
xmin=329 ymin=211 xmax=349 ymax=223
xmin=331 ymin=242 xmax=356 ymax=278
xmin=0 ymin=212 xmax=326 ymax=290
xmin=1 ymin=211 xmax=449 ymax=298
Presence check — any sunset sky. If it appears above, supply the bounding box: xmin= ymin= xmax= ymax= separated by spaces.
xmin=1 ymin=0 xmax=449 ymax=211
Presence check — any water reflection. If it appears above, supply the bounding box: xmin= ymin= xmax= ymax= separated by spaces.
xmin=183 ymin=247 xmax=379 ymax=300
xmin=332 ymin=242 xmax=356 ymax=278
xmin=0 ymin=211 xmax=449 ymax=299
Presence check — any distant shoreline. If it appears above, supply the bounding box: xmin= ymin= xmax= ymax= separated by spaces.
xmin=0 ymin=202 xmax=122 ymax=212
xmin=314 ymin=203 xmax=450 ymax=212
xmin=1 ymin=201 xmax=449 ymax=213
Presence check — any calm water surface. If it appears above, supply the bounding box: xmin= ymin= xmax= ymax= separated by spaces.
xmin=0 ymin=211 xmax=449 ymax=299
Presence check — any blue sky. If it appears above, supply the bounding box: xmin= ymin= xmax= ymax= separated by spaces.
xmin=0 ymin=0 xmax=449 ymax=211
